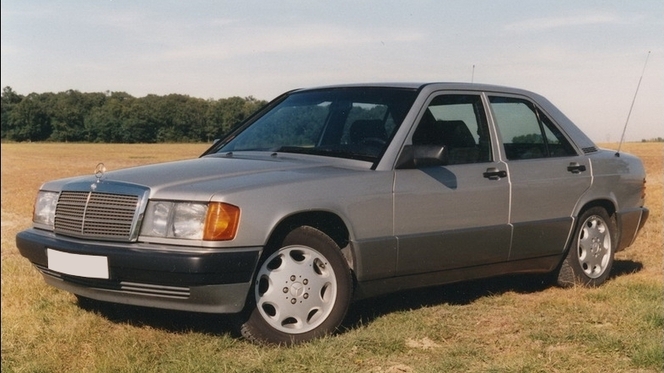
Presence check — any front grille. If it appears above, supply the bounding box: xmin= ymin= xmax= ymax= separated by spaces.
xmin=54 ymin=191 xmax=140 ymax=241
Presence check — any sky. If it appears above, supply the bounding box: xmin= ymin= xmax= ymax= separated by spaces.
xmin=2 ymin=0 xmax=663 ymax=142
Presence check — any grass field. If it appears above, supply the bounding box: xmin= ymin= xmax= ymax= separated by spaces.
xmin=2 ymin=142 xmax=662 ymax=373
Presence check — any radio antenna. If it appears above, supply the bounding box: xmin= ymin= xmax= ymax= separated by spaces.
xmin=616 ymin=51 xmax=651 ymax=156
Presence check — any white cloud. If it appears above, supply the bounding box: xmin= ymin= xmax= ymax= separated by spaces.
xmin=504 ymin=14 xmax=619 ymax=32
xmin=156 ymin=24 xmax=425 ymax=62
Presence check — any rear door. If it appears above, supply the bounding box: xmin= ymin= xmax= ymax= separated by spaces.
xmin=393 ymin=93 xmax=511 ymax=276
xmin=487 ymin=95 xmax=592 ymax=260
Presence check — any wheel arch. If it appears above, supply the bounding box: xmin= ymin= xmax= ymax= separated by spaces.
xmin=559 ymin=198 xmax=618 ymax=261
xmin=264 ymin=210 xmax=353 ymax=269
xmin=575 ymin=199 xmax=617 ymax=220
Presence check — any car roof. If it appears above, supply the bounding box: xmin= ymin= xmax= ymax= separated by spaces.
xmin=292 ymin=82 xmax=536 ymax=95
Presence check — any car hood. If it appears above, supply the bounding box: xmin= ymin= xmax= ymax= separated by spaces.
xmin=42 ymin=152 xmax=372 ymax=201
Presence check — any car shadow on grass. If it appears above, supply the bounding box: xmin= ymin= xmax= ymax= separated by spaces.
xmin=610 ymin=259 xmax=643 ymax=279
xmin=342 ymin=258 xmax=644 ymax=331
xmin=343 ymin=273 xmax=552 ymax=330
xmin=74 ymin=259 xmax=643 ymax=340
xmin=75 ymin=296 xmax=244 ymax=338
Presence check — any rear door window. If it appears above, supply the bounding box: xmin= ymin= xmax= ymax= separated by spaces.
xmin=488 ymin=96 xmax=577 ymax=160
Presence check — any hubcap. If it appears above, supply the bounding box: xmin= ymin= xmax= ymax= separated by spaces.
xmin=255 ymin=245 xmax=337 ymax=334
xmin=577 ymin=215 xmax=611 ymax=279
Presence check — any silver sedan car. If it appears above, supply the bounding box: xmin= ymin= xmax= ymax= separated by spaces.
xmin=16 ymin=83 xmax=649 ymax=344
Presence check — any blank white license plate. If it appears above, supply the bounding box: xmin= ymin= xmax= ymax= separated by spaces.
xmin=47 ymin=249 xmax=109 ymax=279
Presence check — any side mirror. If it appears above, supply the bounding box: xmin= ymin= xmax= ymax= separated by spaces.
xmin=396 ymin=145 xmax=449 ymax=169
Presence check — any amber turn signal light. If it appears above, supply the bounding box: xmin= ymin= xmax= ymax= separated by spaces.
xmin=203 ymin=202 xmax=240 ymax=241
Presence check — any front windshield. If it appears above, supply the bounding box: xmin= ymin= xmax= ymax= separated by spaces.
xmin=216 ymin=87 xmax=418 ymax=162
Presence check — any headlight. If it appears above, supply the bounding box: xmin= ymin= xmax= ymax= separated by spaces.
xmin=140 ymin=201 xmax=240 ymax=241
xmin=33 ymin=191 xmax=59 ymax=228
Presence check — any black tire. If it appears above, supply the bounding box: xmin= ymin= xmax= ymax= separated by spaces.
xmin=557 ymin=207 xmax=617 ymax=287
xmin=241 ymin=226 xmax=353 ymax=345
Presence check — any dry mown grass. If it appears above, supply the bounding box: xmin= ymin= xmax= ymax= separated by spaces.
xmin=2 ymin=142 xmax=662 ymax=373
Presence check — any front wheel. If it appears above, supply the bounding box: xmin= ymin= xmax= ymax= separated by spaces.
xmin=557 ymin=207 xmax=617 ymax=287
xmin=241 ymin=226 xmax=352 ymax=344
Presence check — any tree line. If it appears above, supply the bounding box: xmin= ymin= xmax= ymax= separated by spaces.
xmin=0 ymin=87 xmax=268 ymax=143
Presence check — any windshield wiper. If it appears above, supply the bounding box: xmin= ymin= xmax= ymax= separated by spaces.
xmin=273 ymin=146 xmax=307 ymax=153
xmin=275 ymin=146 xmax=377 ymax=162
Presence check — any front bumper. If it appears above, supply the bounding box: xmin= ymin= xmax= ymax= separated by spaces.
xmin=16 ymin=228 xmax=262 ymax=314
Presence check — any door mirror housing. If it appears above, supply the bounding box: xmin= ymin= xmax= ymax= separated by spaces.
xmin=396 ymin=145 xmax=449 ymax=169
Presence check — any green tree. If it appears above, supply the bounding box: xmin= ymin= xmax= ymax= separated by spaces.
xmin=1 ymin=88 xmax=267 ymax=143
xmin=6 ymin=93 xmax=52 ymax=141
xmin=86 ymin=96 xmax=129 ymax=142
xmin=205 ymin=96 xmax=267 ymax=141
xmin=1 ymin=86 xmax=25 ymax=139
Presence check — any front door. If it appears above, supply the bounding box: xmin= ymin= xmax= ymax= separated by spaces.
xmin=394 ymin=93 xmax=511 ymax=276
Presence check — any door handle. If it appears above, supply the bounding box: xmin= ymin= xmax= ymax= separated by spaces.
xmin=483 ymin=168 xmax=507 ymax=180
xmin=567 ymin=162 xmax=587 ymax=174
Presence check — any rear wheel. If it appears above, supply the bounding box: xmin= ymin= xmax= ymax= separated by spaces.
xmin=241 ymin=226 xmax=352 ymax=344
xmin=557 ymin=207 xmax=616 ymax=287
